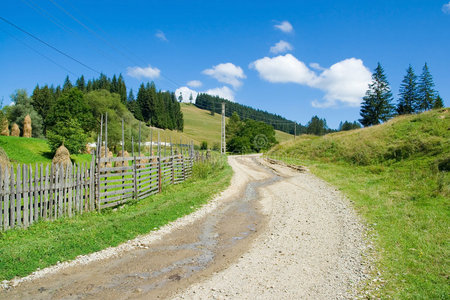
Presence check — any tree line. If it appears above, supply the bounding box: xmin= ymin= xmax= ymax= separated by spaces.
xmin=127 ymin=82 xmax=183 ymax=131
xmin=195 ymin=93 xmax=306 ymax=135
xmin=360 ymin=63 xmax=444 ymax=127
xmin=1 ymin=74 xmax=183 ymax=154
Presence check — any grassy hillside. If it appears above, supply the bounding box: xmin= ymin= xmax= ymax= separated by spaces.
xmin=0 ymin=136 xmax=91 ymax=166
xmin=268 ymin=108 xmax=449 ymax=299
xmin=181 ymin=103 xmax=294 ymax=146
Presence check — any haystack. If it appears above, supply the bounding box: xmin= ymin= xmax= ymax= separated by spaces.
xmin=11 ymin=123 xmax=20 ymax=137
xmin=52 ymin=144 xmax=71 ymax=167
xmin=1 ymin=119 xmax=9 ymax=136
xmin=116 ymin=150 xmax=130 ymax=170
xmin=85 ymin=144 xmax=91 ymax=154
xmin=99 ymin=146 xmax=113 ymax=168
xmin=0 ymin=147 xmax=10 ymax=171
xmin=23 ymin=114 xmax=32 ymax=137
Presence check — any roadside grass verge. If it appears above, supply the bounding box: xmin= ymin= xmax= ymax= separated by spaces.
xmin=0 ymin=156 xmax=232 ymax=281
xmin=268 ymin=109 xmax=449 ymax=299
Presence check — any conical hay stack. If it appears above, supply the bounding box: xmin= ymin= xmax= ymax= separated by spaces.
xmin=23 ymin=114 xmax=32 ymax=138
xmin=85 ymin=144 xmax=91 ymax=154
xmin=52 ymin=144 xmax=71 ymax=167
xmin=11 ymin=123 xmax=20 ymax=137
xmin=99 ymin=146 xmax=112 ymax=168
xmin=0 ymin=146 xmax=10 ymax=171
xmin=1 ymin=119 xmax=9 ymax=136
xmin=116 ymin=150 xmax=130 ymax=170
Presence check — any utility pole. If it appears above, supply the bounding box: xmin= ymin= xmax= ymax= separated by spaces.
xmin=294 ymin=122 xmax=296 ymax=140
xmin=221 ymin=102 xmax=226 ymax=154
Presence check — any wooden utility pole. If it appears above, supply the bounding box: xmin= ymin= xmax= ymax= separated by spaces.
xmin=294 ymin=122 xmax=296 ymax=140
xmin=221 ymin=102 xmax=226 ymax=154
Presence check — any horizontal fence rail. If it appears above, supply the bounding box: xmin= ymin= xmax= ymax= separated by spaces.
xmin=0 ymin=149 xmax=204 ymax=232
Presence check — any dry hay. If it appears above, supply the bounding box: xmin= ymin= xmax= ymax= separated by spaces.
xmin=85 ymin=144 xmax=92 ymax=154
xmin=52 ymin=144 xmax=71 ymax=167
xmin=1 ymin=119 xmax=9 ymax=136
xmin=0 ymin=146 xmax=10 ymax=171
xmin=116 ymin=150 xmax=130 ymax=171
xmin=11 ymin=123 xmax=20 ymax=137
xmin=99 ymin=146 xmax=113 ymax=168
xmin=23 ymin=114 xmax=32 ymax=138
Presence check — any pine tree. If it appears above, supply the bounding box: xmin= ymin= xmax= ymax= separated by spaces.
xmin=433 ymin=94 xmax=444 ymax=109
xmin=62 ymin=76 xmax=73 ymax=92
xmin=76 ymin=75 xmax=86 ymax=92
xmin=417 ymin=63 xmax=436 ymax=111
xmin=189 ymin=93 xmax=193 ymax=104
xmin=359 ymin=63 xmax=394 ymax=127
xmin=397 ymin=65 xmax=419 ymax=115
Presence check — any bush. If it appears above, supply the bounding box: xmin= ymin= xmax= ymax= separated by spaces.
xmin=200 ymin=141 xmax=208 ymax=150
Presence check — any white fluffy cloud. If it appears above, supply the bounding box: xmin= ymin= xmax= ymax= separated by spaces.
xmin=187 ymin=80 xmax=202 ymax=88
xmin=203 ymin=86 xmax=235 ymax=101
xmin=270 ymin=40 xmax=293 ymax=54
xmin=175 ymin=86 xmax=198 ymax=103
xmin=274 ymin=21 xmax=293 ymax=33
xmin=249 ymin=54 xmax=316 ymax=85
xmin=310 ymin=58 xmax=372 ymax=107
xmin=443 ymin=2 xmax=450 ymax=14
xmin=126 ymin=65 xmax=160 ymax=79
xmin=155 ymin=30 xmax=168 ymax=41
xmin=250 ymin=54 xmax=371 ymax=107
xmin=202 ymin=63 xmax=246 ymax=89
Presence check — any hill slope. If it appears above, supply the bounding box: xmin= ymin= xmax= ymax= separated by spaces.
xmin=269 ymin=108 xmax=449 ymax=298
xmin=181 ymin=103 xmax=293 ymax=146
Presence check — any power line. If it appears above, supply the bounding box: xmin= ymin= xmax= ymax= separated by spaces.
xmin=0 ymin=27 xmax=77 ymax=77
xmin=0 ymin=16 xmax=101 ymax=74
xmin=20 ymin=0 xmax=127 ymax=70
xmin=48 ymin=0 xmax=183 ymax=89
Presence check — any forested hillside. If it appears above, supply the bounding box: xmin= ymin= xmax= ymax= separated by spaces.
xmin=195 ymin=93 xmax=305 ymax=135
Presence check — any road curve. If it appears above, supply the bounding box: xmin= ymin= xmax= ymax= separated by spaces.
xmin=1 ymin=155 xmax=368 ymax=299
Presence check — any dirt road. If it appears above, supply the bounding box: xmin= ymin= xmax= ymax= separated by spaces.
xmin=1 ymin=155 xmax=368 ymax=299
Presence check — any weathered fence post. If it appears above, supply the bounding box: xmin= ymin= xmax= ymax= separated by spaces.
xmin=16 ymin=165 xmax=21 ymax=227
xmin=23 ymin=164 xmax=28 ymax=228
xmin=133 ymin=156 xmax=138 ymax=200
xmin=4 ymin=167 xmax=10 ymax=230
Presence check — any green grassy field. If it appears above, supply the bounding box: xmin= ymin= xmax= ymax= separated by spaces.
xmin=268 ymin=108 xmax=449 ymax=299
xmin=181 ymin=103 xmax=294 ymax=146
xmin=0 ymin=136 xmax=91 ymax=166
xmin=0 ymin=157 xmax=232 ymax=281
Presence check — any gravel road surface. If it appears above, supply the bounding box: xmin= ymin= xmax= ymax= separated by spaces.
xmin=1 ymin=155 xmax=369 ymax=299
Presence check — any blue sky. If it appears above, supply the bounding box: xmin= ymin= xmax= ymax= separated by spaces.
xmin=1 ymin=0 xmax=449 ymax=129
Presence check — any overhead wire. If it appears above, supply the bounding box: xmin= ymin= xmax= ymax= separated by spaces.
xmin=0 ymin=16 xmax=101 ymax=74
xmin=48 ymin=0 xmax=183 ymax=89
xmin=0 ymin=26 xmax=78 ymax=77
xmin=20 ymin=0 xmax=128 ymax=70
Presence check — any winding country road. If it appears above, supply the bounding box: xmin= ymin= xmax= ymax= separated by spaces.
xmin=1 ymin=155 xmax=368 ymax=299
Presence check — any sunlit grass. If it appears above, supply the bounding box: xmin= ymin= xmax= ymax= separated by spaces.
xmin=268 ymin=108 xmax=449 ymax=299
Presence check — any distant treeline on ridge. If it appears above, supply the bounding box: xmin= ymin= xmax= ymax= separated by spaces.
xmin=195 ymin=93 xmax=305 ymax=135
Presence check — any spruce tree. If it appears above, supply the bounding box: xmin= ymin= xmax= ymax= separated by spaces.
xmin=433 ymin=94 xmax=444 ymax=109
xmin=418 ymin=63 xmax=436 ymax=111
xmin=76 ymin=75 xmax=86 ymax=92
xmin=359 ymin=63 xmax=394 ymax=127
xmin=397 ymin=65 xmax=419 ymax=115
xmin=62 ymin=76 xmax=73 ymax=92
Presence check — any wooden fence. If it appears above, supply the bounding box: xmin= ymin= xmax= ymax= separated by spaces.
xmin=0 ymin=150 xmax=197 ymax=231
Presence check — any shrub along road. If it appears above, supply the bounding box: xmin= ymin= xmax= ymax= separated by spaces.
xmin=1 ymin=155 xmax=370 ymax=299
